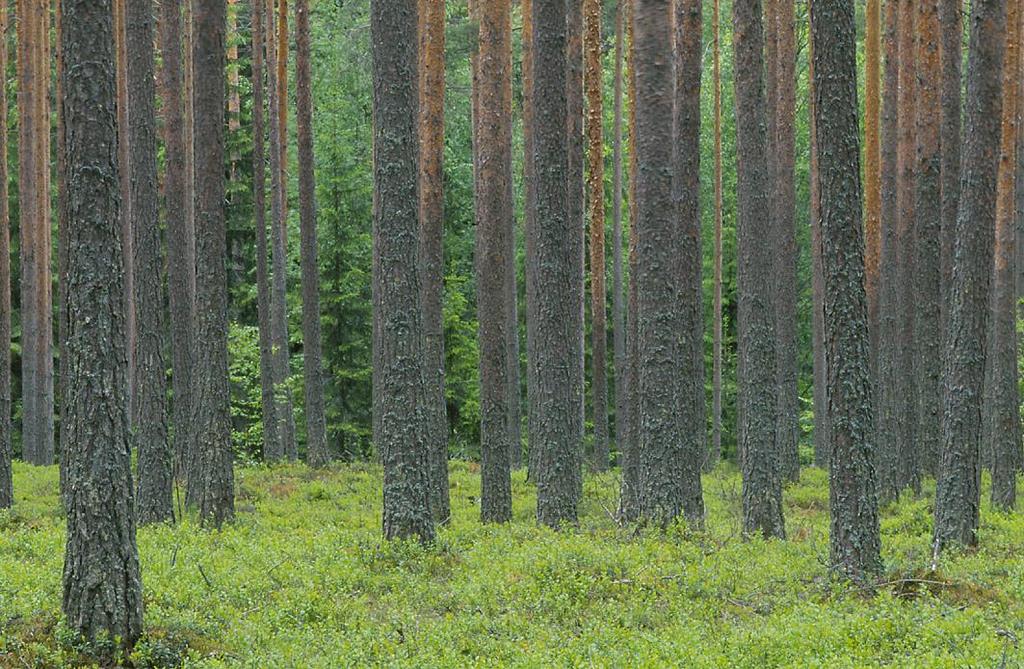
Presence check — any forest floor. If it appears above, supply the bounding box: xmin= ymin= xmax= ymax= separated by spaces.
xmin=0 ymin=461 xmax=1022 ymax=668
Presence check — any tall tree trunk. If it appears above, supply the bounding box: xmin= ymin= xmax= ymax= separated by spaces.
xmin=585 ymin=0 xmax=608 ymax=471
xmin=114 ymin=0 xmax=135 ymax=419
xmin=612 ymin=0 xmax=626 ymax=468
xmin=939 ymin=0 xmax=962 ymax=322
xmin=188 ymin=0 xmax=234 ymax=527
xmin=865 ymin=0 xmax=882 ymax=362
xmin=988 ymin=0 xmax=1020 ymax=510
xmin=773 ymin=0 xmax=798 ymax=483
xmin=128 ymin=0 xmax=173 ymax=524
xmin=734 ymin=0 xmax=785 ymax=538
xmin=227 ymin=0 xmax=240 ymax=176
xmin=618 ymin=4 xmax=641 ymax=521
xmin=251 ymin=0 xmax=280 ymax=463
xmin=59 ymin=0 xmax=143 ymax=646
xmin=810 ymin=0 xmax=883 ymax=584
xmin=373 ymin=0 xmax=435 ymax=543
xmin=419 ymin=0 xmax=450 ymax=518
xmin=894 ymin=0 xmax=920 ymax=494
xmin=876 ymin=0 xmax=901 ymax=498
xmin=914 ymin=0 xmax=943 ymax=480
xmin=531 ymin=0 xmax=582 ymax=528
xmin=0 ymin=1 xmax=10 ymax=509
xmin=296 ymin=0 xmax=329 ymax=467
xmin=809 ymin=29 xmax=829 ymax=469
xmin=265 ymin=0 xmax=297 ymax=461
xmin=523 ymin=0 xmax=540 ymax=480
xmin=566 ymin=0 xmax=585 ymax=506
xmin=18 ymin=0 xmax=54 ymax=466
xmin=160 ymin=0 xmax=195 ymax=478
xmin=710 ymin=0 xmax=724 ymax=470
xmin=933 ymin=0 xmax=1006 ymax=553
xmin=475 ymin=0 xmax=514 ymax=523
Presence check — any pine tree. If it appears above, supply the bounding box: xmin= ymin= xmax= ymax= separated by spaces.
xmin=612 ymin=0 xmax=627 ymax=469
xmin=864 ymin=0 xmax=882 ymax=356
xmin=710 ymin=0 xmax=724 ymax=470
xmin=939 ymin=0 xmax=962 ymax=317
xmin=0 ymin=0 xmax=10 ymax=510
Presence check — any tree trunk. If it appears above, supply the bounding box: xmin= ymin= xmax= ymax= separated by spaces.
xmin=128 ymin=0 xmax=173 ymax=524
xmin=18 ymin=0 xmax=54 ymax=466
xmin=160 ymin=0 xmax=195 ymax=479
xmin=585 ymin=0 xmax=608 ymax=471
xmin=612 ymin=0 xmax=626 ymax=467
xmin=250 ymin=0 xmax=279 ymax=464
xmin=876 ymin=0 xmax=901 ymax=498
xmin=894 ymin=0 xmax=920 ymax=494
xmin=808 ymin=29 xmax=829 ymax=469
xmin=115 ymin=0 xmax=136 ymax=420
xmin=773 ymin=0 xmax=798 ymax=483
xmin=523 ymin=0 xmax=540 ymax=480
xmin=531 ymin=0 xmax=582 ymax=528
xmin=733 ymin=0 xmax=785 ymax=538
xmin=810 ymin=0 xmax=883 ymax=584
xmin=265 ymin=0 xmax=297 ymax=461
xmin=418 ymin=0 xmax=450 ymax=518
xmin=372 ymin=0 xmax=435 ymax=543
xmin=567 ymin=0 xmax=585 ymax=506
xmin=475 ymin=0 xmax=514 ymax=523
xmin=865 ymin=0 xmax=882 ymax=369
xmin=296 ymin=0 xmax=329 ymax=468
xmin=913 ymin=0 xmax=943 ymax=481
xmin=933 ymin=0 xmax=1006 ymax=553
xmin=188 ymin=0 xmax=234 ymax=527
xmin=710 ymin=0 xmax=723 ymax=470
xmin=988 ymin=0 xmax=1020 ymax=510
xmin=0 ymin=1 xmax=10 ymax=509
xmin=939 ymin=0 xmax=962 ymax=323
xmin=59 ymin=0 xmax=143 ymax=646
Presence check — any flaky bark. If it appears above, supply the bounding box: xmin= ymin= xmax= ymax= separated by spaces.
xmin=115 ymin=0 xmax=135 ymax=418
xmin=612 ymin=0 xmax=626 ymax=468
xmin=188 ymin=0 xmax=234 ymax=527
xmin=734 ymin=0 xmax=784 ymax=538
xmin=809 ymin=30 xmax=829 ymax=469
xmin=128 ymin=0 xmax=173 ymax=524
xmin=60 ymin=0 xmax=143 ymax=646
xmin=710 ymin=0 xmax=723 ymax=470
xmin=418 ymin=0 xmax=450 ymax=518
xmin=810 ymin=0 xmax=883 ymax=584
xmin=933 ymin=0 xmax=1006 ymax=552
xmin=0 ymin=2 xmax=10 ymax=509
xmin=939 ymin=0 xmax=962 ymax=321
xmin=988 ymin=0 xmax=1020 ymax=510
xmin=566 ymin=0 xmax=585 ymax=506
xmin=373 ymin=0 xmax=435 ymax=543
xmin=531 ymin=0 xmax=583 ymax=527
xmin=585 ymin=0 xmax=608 ymax=470
xmin=865 ymin=0 xmax=882 ymax=359
xmin=476 ymin=0 xmax=514 ymax=523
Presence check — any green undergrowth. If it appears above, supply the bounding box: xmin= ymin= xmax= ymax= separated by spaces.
xmin=0 ymin=461 xmax=1021 ymax=667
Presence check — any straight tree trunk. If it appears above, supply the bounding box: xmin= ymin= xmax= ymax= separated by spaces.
xmin=160 ymin=0 xmax=195 ymax=478
xmin=373 ymin=0 xmax=435 ymax=543
xmin=532 ymin=0 xmax=583 ymax=527
xmin=865 ymin=0 xmax=882 ymax=359
xmin=939 ymin=0 xmax=962 ymax=321
xmin=612 ymin=0 xmax=626 ymax=467
xmin=227 ymin=0 xmax=240 ymax=175
xmin=476 ymin=0 xmax=514 ymax=523
xmin=710 ymin=0 xmax=724 ymax=470
xmin=618 ymin=5 xmax=642 ymax=521
xmin=933 ymin=0 xmax=1006 ymax=553
xmin=734 ymin=0 xmax=785 ymax=538
xmin=419 ymin=0 xmax=450 ymax=518
xmin=523 ymin=0 xmax=540 ymax=479
xmin=894 ymin=0 xmax=920 ymax=494
xmin=876 ymin=0 xmax=901 ymax=498
xmin=188 ymin=0 xmax=234 ymax=526
xmin=0 ymin=1 xmax=10 ymax=509
xmin=115 ymin=0 xmax=136 ymax=418
xmin=251 ymin=0 xmax=280 ymax=463
xmin=59 ymin=0 xmax=143 ymax=645
xmin=773 ymin=0 xmax=798 ymax=483
xmin=810 ymin=0 xmax=883 ymax=583
xmin=914 ymin=0 xmax=943 ymax=481
xmin=988 ymin=0 xmax=1020 ymax=510
xmin=265 ymin=0 xmax=297 ymax=461
xmin=566 ymin=0 xmax=585 ymax=505
xmin=128 ymin=0 xmax=173 ymax=524
xmin=18 ymin=0 xmax=54 ymax=466
xmin=809 ymin=30 xmax=829 ymax=469
xmin=296 ymin=0 xmax=329 ymax=467
xmin=585 ymin=0 xmax=608 ymax=470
